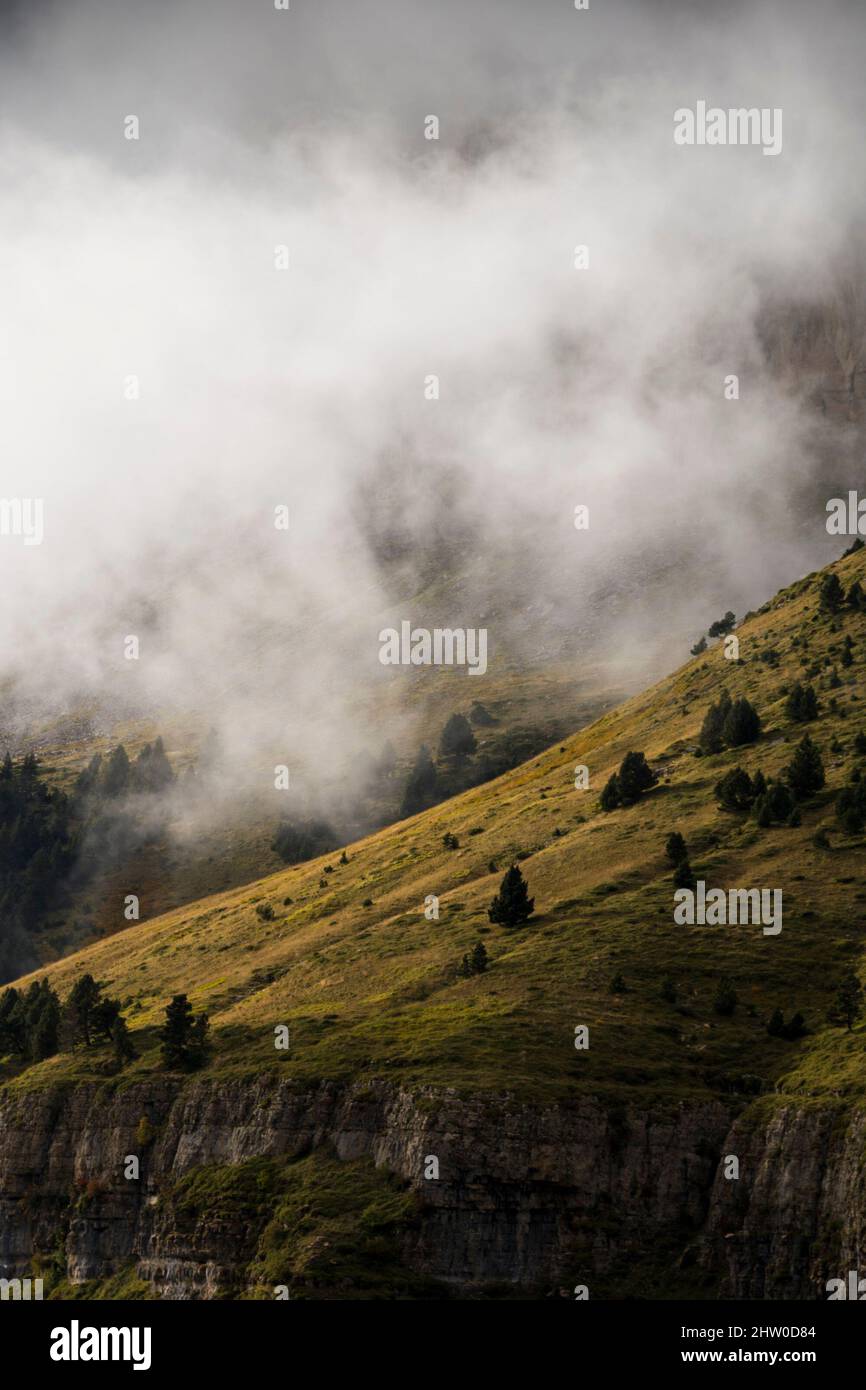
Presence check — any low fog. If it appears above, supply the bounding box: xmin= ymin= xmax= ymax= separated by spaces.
xmin=1 ymin=0 xmax=865 ymax=795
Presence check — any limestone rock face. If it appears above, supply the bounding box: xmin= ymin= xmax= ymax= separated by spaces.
xmin=0 ymin=1079 xmax=855 ymax=1298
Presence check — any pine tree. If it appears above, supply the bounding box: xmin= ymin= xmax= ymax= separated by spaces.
xmin=400 ymin=745 xmax=438 ymax=817
xmin=470 ymin=941 xmax=489 ymax=974
xmin=847 ymin=579 xmax=865 ymax=611
xmin=134 ymin=737 xmax=174 ymax=793
xmin=30 ymin=986 xmax=60 ymax=1061
xmin=782 ymin=1011 xmax=807 ymax=1040
xmin=767 ymin=1007 xmax=785 ymax=1037
xmin=0 ymin=987 xmax=22 ymax=1053
xmin=784 ymin=734 xmax=825 ymax=799
xmin=722 ymin=697 xmax=761 ymax=747
xmin=753 ymin=780 xmax=795 ymax=826
xmin=785 ymin=682 xmax=819 ymax=722
xmin=101 ymin=745 xmax=131 ymax=797
xmin=715 ymin=767 xmax=754 ymax=812
xmin=65 ymin=974 xmax=102 ymax=1048
xmin=665 ymin=831 xmax=688 ymax=864
xmin=707 ymin=611 xmax=736 ymax=638
xmin=699 ymin=691 xmax=732 ymax=753
xmin=837 ymin=782 xmax=866 ymax=835
xmin=820 ymin=571 xmax=845 ymax=614
xmin=616 ymin=751 xmax=657 ymax=803
xmin=690 ymin=636 xmax=707 ymax=656
xmin=673 ymin=859 xmax=696 ymax=890
xmin=829 ymin=974 xmax=863 ymax=1031
xmin=438 ymin=713 xmax=477 ymax=762
xmin=487 ymin=864 xmax=535 ymax=928
xmin=160 ymin=994 xmax=209 ymax=1070
xmin=599 ymin=774 xmax=621 ymax=812
xmin=713 ymin=978 xmax=738 ymax=1016
xmin=111 ymin=1015 xmax=137 ymax=1067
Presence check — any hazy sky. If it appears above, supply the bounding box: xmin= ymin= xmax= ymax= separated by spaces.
xmin=0 ymin=0 xmax=864 ymax=775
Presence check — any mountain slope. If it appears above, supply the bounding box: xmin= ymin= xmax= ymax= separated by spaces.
xmin=2 ymin=542 xmax=866 ymax=1298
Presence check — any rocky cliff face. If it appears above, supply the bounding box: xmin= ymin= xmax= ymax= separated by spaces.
xmin=0 ymin=1078 xmax=856 ymax=1298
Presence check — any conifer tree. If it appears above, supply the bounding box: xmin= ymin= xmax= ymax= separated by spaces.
xmin=616 ymin=751 xmax=657 ymax=804
xmin=599 ymin=774 xmax=621 ymax=812
xmin=784 ymin=734 xmax=825 ymax=799
xmin=111 ymin=1015 xmax=137 ymax=1067
xmin=829 ymin=973 xmax=863 ymax=1031
xmin=722 ymin=697 xmax=761 ymax=747
xmin=101 ymin=745 xmax=131 ymax=797
xmin=665 ymin=831 xmax=688 ymax=864
xmin=65 ymin=974 xmax=101 ymax=1048
xmin=487 ymin=864 xmax=535 ymax=928
xmin=820 ymin=571 xmax=845 ymax=614
xmin=699 ymin=691 xmax=732 ymax=753
xmin=160 ymin=994 xmax=210 ymax=1070
xmin=471 ymin=941 xmax=489 ymax=974
xmin=438 ymin=713 xmax=477 ymax=762
xmin=715 ymin=767 xmax=753 ymax=812
xmin=673 ymin=860 xmax=696 ymax=890
xmin=837 ymin=781 xmax=866 ymax=835
xmin=785 ymin=682 xmax=819 ymax=722
xmin=847 ymin=579 xmax=865 ymax=611
xmin=400 ymin=745 xmax=439 ymax=817
xmin=713 ymin=978 xmax=738 ymax=1016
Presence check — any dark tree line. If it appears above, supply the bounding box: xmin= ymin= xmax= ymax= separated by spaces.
xmin=0 ymin=974 xmax=208 ymax=1074
xmin=0 ymin=738 xmax=179 ymax=983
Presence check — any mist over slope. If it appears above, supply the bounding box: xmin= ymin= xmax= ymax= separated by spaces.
xmin=1 ymin=0 xmax=865 ymax=806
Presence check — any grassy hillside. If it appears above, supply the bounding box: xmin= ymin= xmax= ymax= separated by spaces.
xmin=5 ymin=544 xmax=866 ymax=1110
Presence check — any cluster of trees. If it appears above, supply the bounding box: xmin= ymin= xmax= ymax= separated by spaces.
xmin=699 ymin=691 xmax=761 ymax=754
xmin=690 ymin=611 xmax=736 ymax=656
xmin=400 ymin=707 xmax=555 ymax=819
xmin=75 ymin=738 xmax=175 ymax=802
xmin=0 ymin=754 xmax=78 ymax=981
xmin=820 ymin=571 xmax=865 ymax=614
xmin=0 ymin=974 xmax=208 ymax=1073
xmin=271 ymin=819 xmax=339 ymax=865
xmin=0 ymin=736 xmax=182 ymax=983
xmin=785 ymin=682 xmax=819 ymax=722
xmin=0 ymin=979 xmax=60 ymax=1061
xmin=458 ymin=942 xmax=488 ymax=977
xmin=599 ymin=751 xmax=657 ymax=812
xmin=665 ymin=830 xmax=698 ymax=890
xmin=767 ymin=1008 xmax=808 ymax=1040
xmin=713 ymin=735 xmax=825 ymax=825
xmin=0 ymin=973 xmax=133 ymax=1066
xmin=401 ymin=712 xmax=481 ymax=817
